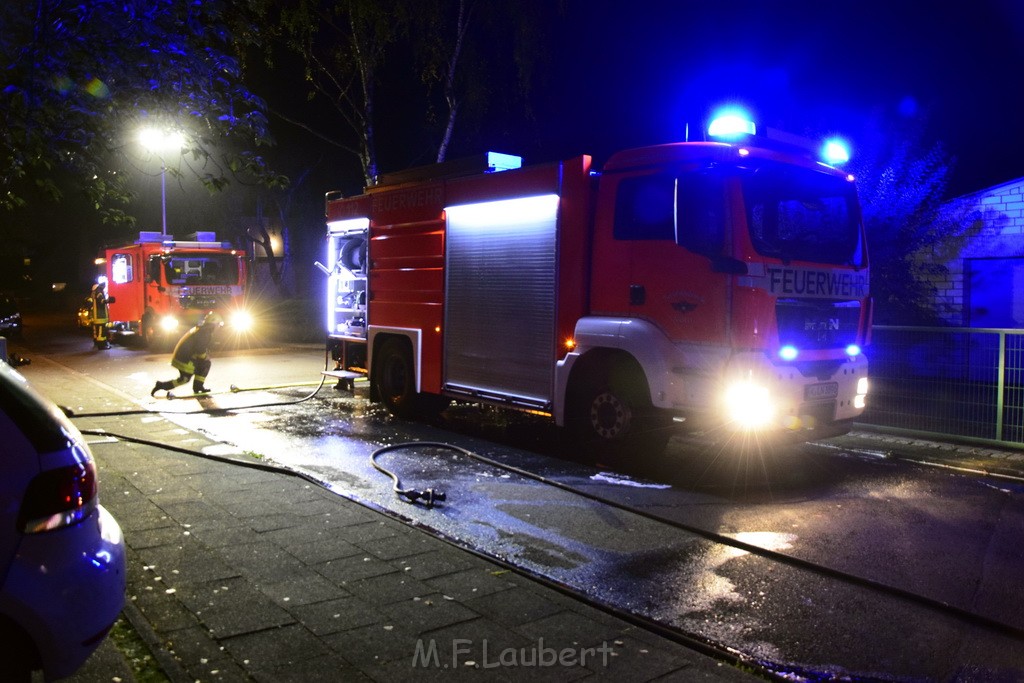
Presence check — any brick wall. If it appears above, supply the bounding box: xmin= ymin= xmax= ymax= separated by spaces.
xmin=915 ymin=178 xmax=1024 ymax=326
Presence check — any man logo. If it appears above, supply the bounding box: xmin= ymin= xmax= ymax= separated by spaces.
xmin=804 ymin=318 xmax=840 ymax=331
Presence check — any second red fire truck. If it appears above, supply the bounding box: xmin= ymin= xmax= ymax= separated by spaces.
xmin=320 ymin=112 xmax=871 ymax=453
xmin=103 ymin=231 xmax=253 ymax=348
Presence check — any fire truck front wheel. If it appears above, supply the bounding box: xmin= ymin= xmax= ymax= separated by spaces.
xmin=375 ymin=337 xmax=444 ymax=421
xmin=567 ymin=357 xmax=671 ymax=457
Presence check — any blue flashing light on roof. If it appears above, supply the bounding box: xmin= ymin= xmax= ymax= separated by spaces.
xmin=822 ymin=138 xmax=851 ymax=165
xmin=707 ymin=110 xmax=756 ymax=139
xmin=485 ymin=152 xmax=522 ymax=172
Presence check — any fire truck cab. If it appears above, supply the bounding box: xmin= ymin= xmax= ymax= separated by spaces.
xmin=104 ymin=231 xmax=252 ymax=348
xmin=321 ymin=113 xmax=870 ymax=454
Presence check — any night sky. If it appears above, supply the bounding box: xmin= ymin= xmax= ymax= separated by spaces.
xmin=132 ymin=1 xmax=1024 ymax=243
xmin=505 ymin=1 xmax=1024 ymax=198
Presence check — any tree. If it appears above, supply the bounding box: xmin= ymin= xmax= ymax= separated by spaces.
xmin=844 ymin=107 xmax=958 ymax=324
xmin=248 ymin=0 xmax=561 ymax=185
xmin=1 ymin=0 xmax=285 ymax=223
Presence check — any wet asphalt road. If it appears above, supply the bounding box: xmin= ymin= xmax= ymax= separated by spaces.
xmin=13 ymin=312 xmax=1024 ymax=681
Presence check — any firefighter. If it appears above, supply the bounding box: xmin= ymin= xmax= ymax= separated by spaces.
xmin=90 ymin=278 xmax=114 ymax=350
xmin=150 ymin=311 xmax=224 ymax=397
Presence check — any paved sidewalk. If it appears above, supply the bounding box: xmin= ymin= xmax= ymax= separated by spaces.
xmin=26 ymin=372 xmax=755 ymax=682
xmin=821 ymin=427 xmax=1024 ymax=480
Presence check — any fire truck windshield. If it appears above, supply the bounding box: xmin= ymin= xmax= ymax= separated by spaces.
xmin=742 ymin=164 xmax=864 ymax=268
xmin=163 ymin=253 xmax=239 ymax=285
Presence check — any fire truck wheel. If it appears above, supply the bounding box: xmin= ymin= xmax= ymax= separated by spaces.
xmin=376 ymin=337 xmax=444 ymax=421
xmin=568 ymin=367 xmax=670 ymax=457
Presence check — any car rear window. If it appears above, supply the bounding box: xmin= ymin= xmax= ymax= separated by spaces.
xmin=0 ymin=366 xmax=75 ymax=454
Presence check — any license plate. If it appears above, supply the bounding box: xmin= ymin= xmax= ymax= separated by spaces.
xmin=804 ymin=382 xmax=839 ymax=401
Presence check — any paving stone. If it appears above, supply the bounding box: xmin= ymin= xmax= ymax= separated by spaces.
xmin=219 ymin=541 xmax=310 ymax=583
xmin=342 ymin=570 xmax=434 ymax=604
xmin=162 ymin=625 xmax=250 ymax=681
xmin=287 ymin=595 xmax=383 ymax=635
xmin=392 ymin=547 xmax=481 ymax=581
xmin=131 ymin=589 xmax=199 ymax=633
xmin=516 ymin=610 xmax=626 ymax=651
xmin=591 ymin=635 xmax=696 ymax=682
xmin=423 ymin=566 xmax=517 ymax=601
xmin=335 ymin=519 xmax=404 ymax=544
xmin=284 ymin=536 xmax=364 ymax=565
xmin=378 ymin=593 xmax=481 ymax=634
xmin=250 ymin=652 xmax=365 ymax=682
xmin=462 ymin=585 xmax=563 ymax=627
xmin=136 ymin=541 xmax=241 ymax=586
xmin=316 ymin=553 xmax=401 ymax=584
xmin=221 ymin=623 xmax=331 ymax=670
xmin=359 ymin=530 xmax=439 ymax=561
xmin=174 ymin=576 xmax=297 ymax=638
xmin=322 ymin=621 xmax=422 ymax=668
xmin=125 ymin=523 xmax=190 ymax=550
xmin=259 ymin=572 xmax=351 ymax=607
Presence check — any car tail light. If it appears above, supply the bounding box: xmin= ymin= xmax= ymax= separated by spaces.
xmin=17 ymin=461 xmax=98 ymax=533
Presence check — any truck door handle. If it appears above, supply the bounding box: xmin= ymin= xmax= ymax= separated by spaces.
xmin=629 ymin=285 xmax=645 ymax=305
xmin=672 ymin=300 xmax=698 ymax=313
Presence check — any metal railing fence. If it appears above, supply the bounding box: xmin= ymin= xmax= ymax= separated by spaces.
xmin=862 ymin=326 xmax=1024 ymax=447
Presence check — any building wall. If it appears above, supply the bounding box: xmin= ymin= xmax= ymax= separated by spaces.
xmin=919 ymin=178 xmax=1024 ymax=327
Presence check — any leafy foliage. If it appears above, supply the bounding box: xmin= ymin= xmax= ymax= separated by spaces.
xmin=1 ymin=0 xmax=285 ymax=222
xmin=845 ymin=108 xmax=957 ymax=324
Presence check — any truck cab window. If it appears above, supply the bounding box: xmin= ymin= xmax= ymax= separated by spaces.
xmin=147 ymin=256 xmax=162 ymax=283
xmin=677 ymin=172 xmax=726 ymax=257
xmin=613 ymin=175 xmax=675 ymax=240
xmin=614 ymin=173 xmax=726 ymax=257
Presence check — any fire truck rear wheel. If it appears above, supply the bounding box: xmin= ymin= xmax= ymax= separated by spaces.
xmin=376 ymin=337 xmax=444 ymax=421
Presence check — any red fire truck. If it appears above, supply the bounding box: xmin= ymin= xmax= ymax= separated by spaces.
xmin=104 ymin=231 xmax=252 ymax=347
xmin=320 ymin=113 xmax=870 ymax=453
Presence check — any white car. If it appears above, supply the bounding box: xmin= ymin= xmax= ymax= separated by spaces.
xmin=0 ymin=360 xmax=126 ymax=680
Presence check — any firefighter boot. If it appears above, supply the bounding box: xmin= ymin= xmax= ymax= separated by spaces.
xmin=192 ymin=381 xmax=210 ymax=394
xmin=151 ymin=381 xmax=172 ymax=397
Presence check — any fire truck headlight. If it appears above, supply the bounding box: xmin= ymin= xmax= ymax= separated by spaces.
xmin=853 ymin=376 xmax=869 ymax=410
xmin=159 ymin=316 xmax=179 ymax=332
xmin=724 ymin=381 xmax=775 ymax=429
xmin=230 ymin=310 xmax=254 ymax=332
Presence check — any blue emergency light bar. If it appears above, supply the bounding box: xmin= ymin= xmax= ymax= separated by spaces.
xmin=707 ymin=111 xmax=756 ymax=138
xmin=706 ymin=108 xmax=852 ymax=166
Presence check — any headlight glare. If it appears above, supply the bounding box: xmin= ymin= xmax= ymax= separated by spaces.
xmin=230 ymin=310 xmax=254 ymax=332
xmin=724 ymin=380 xmax=775 ymax=429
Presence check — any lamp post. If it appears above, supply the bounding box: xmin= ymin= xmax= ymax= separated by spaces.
xmin=138 ymin=128 xmax=184 ymax=236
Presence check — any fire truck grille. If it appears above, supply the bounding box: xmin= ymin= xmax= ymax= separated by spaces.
xmin=776 ymin=299 xmax=861 ymax=350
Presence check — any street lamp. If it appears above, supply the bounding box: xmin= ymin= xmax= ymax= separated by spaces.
xmin=138 ymin=128 xmax=184 ymax=236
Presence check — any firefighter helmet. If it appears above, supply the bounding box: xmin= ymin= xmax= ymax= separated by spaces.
xmin=202 ymin=311 xmax=225 ymax=327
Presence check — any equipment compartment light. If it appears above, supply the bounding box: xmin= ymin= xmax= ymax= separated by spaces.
xmin=708 ymin=110 xmax=756 ymax=139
